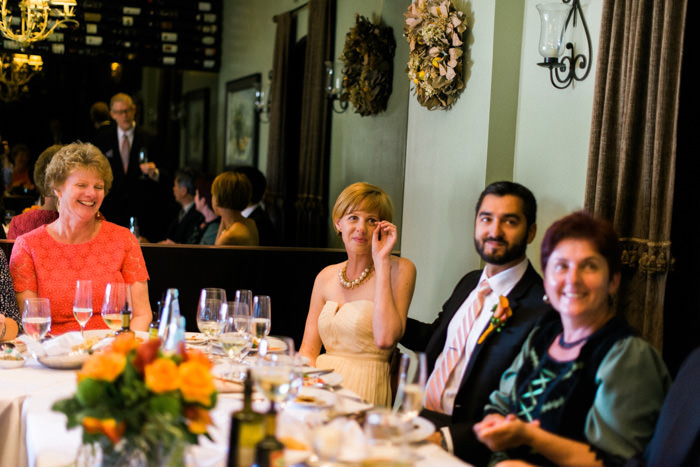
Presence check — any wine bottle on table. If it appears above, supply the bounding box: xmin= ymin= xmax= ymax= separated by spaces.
xmin=253 ymin=408 xmax=285 ymax=467
xmin=227 ymin=369 xmax=264 ymax=467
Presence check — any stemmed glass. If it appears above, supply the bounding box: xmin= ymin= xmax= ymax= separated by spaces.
xmin=395 ymin=352 xmax=428 ymax=427
xmin=22 ymin=298 xmax=51 ymax=341
xmin=73 ymin=280 xmax=93 ymax=338
xmin=219 ymin=302 xmax=253 ymax=376
xmin=234 ymin=289 xmax=253 ymax=313
xmin=252 ymin=295 xmax=271 ymax=346
xmin=100 ymin=283 xmax=132 ymax=332
xmin=252 ymin=337 xmax=301 ymax=413
xmin=196 ymin=288 xmax=227 ymax=353
xmin=138 ymin=148 xmax=149 ymax=179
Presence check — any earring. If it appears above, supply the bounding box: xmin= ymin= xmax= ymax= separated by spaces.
xmin=542 ymin=294 xmax=549 ymax=304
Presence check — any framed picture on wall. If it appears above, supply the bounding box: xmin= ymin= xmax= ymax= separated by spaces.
xmin=183 ymin=88 xmax=210 ymax=171
xmin=224 ymin=73 xmax=260 ymax=167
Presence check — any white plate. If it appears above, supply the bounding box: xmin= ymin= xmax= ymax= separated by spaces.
xmin=254 ymin=336 xmax=288 ymax=353
xmin=0 ymin=357 xmax=25 ymax=369
xmin=38 ymin=352 xmax=89 ymax=370
xmin=405 ymin=417 xmax=435 ymax=443
xmin=318 ymin=372 xmax=343 ymax=387
xmin=291 ymin=387 xmax=336 ymax=409
xmin=185 ymin=332 xmax=208 ymax=345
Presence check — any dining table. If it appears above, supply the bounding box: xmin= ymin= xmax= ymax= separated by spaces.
xmin=0 ymin=333 xmax=472 ymax=467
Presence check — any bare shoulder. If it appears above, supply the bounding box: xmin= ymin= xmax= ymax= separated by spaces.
xmin=392 ymin=255 xmax=416 ymax=276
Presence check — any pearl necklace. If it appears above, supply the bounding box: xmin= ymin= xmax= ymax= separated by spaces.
xmin=338 ymin=264 xmax=374 ymax=289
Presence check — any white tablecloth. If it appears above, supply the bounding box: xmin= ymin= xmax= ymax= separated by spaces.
xmin=1 ymin=358 xmax=470 ymax=467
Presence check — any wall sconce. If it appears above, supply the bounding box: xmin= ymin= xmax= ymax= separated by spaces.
xmin=324 ymin=60 xmax=348 ymax=113
xmin=0 ymin=52 xmax=43 ymax=102
xmin=255 ymin=70 xmax=271 ymax=123
xmin=536 ymin=0 xmax=592 ymax=89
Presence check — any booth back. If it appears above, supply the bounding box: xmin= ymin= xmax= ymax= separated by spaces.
xmin=0 ymin=240 xmax=346 ymax=347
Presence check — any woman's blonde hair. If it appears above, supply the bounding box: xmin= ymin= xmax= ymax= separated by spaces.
xmin=332 ymin=182 xmax=393 ymax=232
xmin=212 ymin=171 xmax=252 ymax=211
xmin=44 ymin=142 xmax=113 ymax=195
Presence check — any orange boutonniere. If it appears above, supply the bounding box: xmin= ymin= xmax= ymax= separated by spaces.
xmin=478 ymin=295 xmax=513 ymax=344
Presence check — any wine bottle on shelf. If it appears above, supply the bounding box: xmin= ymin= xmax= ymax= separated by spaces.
xmin=227 ymin=370 xmax=264 ymax=467
xmin=253 ymin=408 xmax=285 ymax=467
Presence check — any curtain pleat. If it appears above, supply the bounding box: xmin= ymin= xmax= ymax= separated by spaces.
xmin=584 ymin=0 xmax=687 ymax=350
xmin=266 ymin=12 xmax=296 ymax=243
xmin=295 ymin=0 xmax=335 ymax=247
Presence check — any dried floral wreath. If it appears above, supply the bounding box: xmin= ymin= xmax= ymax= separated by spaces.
xmin=340 ymin=14 xmax=396 ymax=116
xmin=404 ymin=0 xmax=468 ymax=110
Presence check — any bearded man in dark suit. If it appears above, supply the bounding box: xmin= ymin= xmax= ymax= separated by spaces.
xmin=92 ymin=93 xmax=169 ymax=241
xmin=400 ymin=181 xmax=548 ymax=466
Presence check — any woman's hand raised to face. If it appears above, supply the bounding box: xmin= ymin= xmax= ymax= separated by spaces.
xmin=372 ymin=220 xmax=397 ymax=261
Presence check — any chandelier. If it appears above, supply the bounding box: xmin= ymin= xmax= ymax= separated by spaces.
xmin=0 ymin=0 xmax=78 ymax=49
xmin=0 ymin=52 xmax=42 ymax=102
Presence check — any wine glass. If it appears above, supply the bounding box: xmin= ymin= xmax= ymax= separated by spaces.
xmin=227 ymin=300 xmax=251 ymax=334
xmin=73 ymin=280 xmax=93 ymax=338
xmin=219 ymin=306 xmax=253 ymax=369
xmin=138 ymin=148 xmax=149 ymax=179
xmin=100 ymin=283 xmax=132 ymax=333
xmin=252 ymin=295 xmax=271 ymax=345
xmin=196 ymin=288 xmax=227 ymax=353
xmin=22 ymin=298 xmax=51 ymax=341
xmin=252 ymin=337 xmax=300 ymax=413
xmin=234 ymin=289 xmax=253 ymax=310
xmin=395 ymin=352 xmax=428 ymax=426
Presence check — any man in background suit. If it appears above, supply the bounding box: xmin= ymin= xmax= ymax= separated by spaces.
xmin=161 ymin=168 xmax=204 ymax=244
xmin=400 ymin=181 xmax=547 ymax=466
xmin=92 ymin=93 xmax=168 ymax=241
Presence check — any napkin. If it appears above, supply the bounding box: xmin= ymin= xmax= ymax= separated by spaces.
xmin=18 ymin=332 xmax=85 ymax=357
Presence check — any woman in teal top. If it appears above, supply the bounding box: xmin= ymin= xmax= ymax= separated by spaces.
xmin=474 ymin=211 xmax=671 ymax=467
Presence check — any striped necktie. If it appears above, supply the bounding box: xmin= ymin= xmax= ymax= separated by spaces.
xmin=424 ymin=279 xmax=492 ymax=412
xmin=120 ymin=134 xmax=130 ymax=173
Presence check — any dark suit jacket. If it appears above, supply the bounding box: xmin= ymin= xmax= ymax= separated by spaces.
xmin=165 ymin=204 xmax=205 ymax=244
xmin=400 ymin=262 xmax=547 ymax=467
xmin=92 ymin=125 xmax=170 ymax=241
xmin=248 ymin=205 xmax=277 ymax=246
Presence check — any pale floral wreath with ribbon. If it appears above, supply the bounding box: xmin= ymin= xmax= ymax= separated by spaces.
xmin=404 ymin=0 xmax=468 ymax=110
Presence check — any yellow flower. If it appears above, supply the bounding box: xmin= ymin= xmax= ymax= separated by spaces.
xmin=179 ymin=360 xmax=216 ymax=406
xmin=478 ymin=295 xmax=513 ymax=344
xmin=184 ymin=405 xmax=213 ymax=434
xmin=418 ymin=70 xmax=425 ymax=80
xmin=78 ymin=351 xmax=126 ymax=383
xmin=145 ymin=358 xmax=180 ymax=393
xmin=82 ymin=417 xmax=126 ymax=444
xmin=110 ymin=332 xmax=139 ymax=355
xmin=431 ymin=57 xmax=441 ymax=68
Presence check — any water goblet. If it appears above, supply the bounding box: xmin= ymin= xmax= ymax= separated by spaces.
xmin=252 ymin=295 xmax=271 ymax=345
xmin=219 ymin=312 xmax=252 ymax=376
xmin=252 ymin=337 xmax=300 ymax=413
xmin=100 ymin=283 xmax=132 ymax=332
xmin=227 ymin=301 xmax=251 ymax=334
xmin=234 ymin=289 xmax=253 ymax=312
xmin=22 ymin=297 xmax=51 ymax=341
xmin=395 ymin=352 xmax=427 ymax=425
xmin=73 ymin=280 xmax=93 ymax=338
xmin=197 ymin=288 xmax=227 ymax=353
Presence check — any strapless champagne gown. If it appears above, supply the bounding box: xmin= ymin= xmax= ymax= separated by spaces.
xmin=316 ymin=300 xmax=393 ymax=407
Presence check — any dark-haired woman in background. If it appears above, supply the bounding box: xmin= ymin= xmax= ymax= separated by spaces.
xmin=474 ymin=211 xmax=670 ymax=467
xmin=211 ymin=171 xmax=258 ymax=246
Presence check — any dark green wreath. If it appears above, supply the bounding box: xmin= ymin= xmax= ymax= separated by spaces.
xmin=340 ymin=15 xmax=396 ymax=116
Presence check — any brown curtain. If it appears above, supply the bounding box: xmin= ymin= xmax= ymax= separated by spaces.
xmin=584 ymin=0 xmax=687 ymax=351
xmin=266 ymin=11 xmax=298 ymax=243
xmin=295 ymin=0 xmax=336 ymax=247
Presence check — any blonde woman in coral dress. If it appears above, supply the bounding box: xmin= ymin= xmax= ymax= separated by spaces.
xmin=299 ymin=182 xmax=416 ymax=407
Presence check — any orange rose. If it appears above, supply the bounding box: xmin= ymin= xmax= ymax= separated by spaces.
xmin=145 ymin=358 xmax=180 ymax=393
xmin=133 ymin=338 xmax=161 ymax=374
xmin=82 ymin=417 xmax=126 ymax=444
xmin=78 ymin=351 xmax=126 ymax=382
xmin=184 ymin=348 xmax=213 ymax=369
xmin=110 ymin=333 xmax=139 ymax=355
xmin=179 ymin=360 xmax=216 ymax=406
xmin=184 ymin=405 xmax=213 ymax=434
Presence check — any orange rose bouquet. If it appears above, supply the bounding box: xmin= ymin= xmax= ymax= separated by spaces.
xmin=52 ymin=334 xmax=217 ymax=466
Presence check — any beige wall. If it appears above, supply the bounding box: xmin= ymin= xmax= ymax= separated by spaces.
xmin=402 ymin=0 xmax=602 ymax=321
